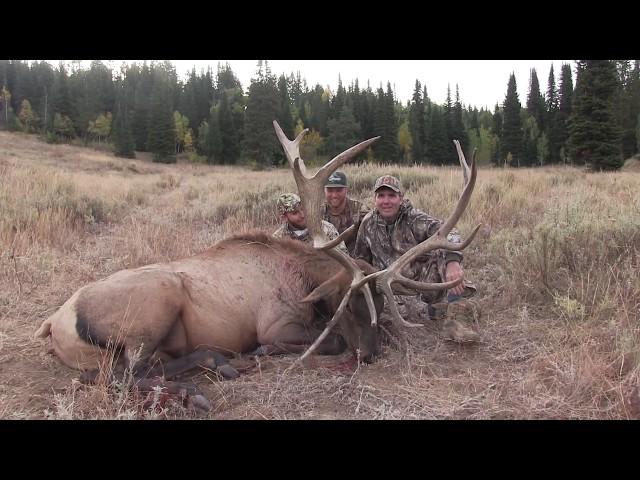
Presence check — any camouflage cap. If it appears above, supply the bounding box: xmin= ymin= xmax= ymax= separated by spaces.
xmin=325 ymin=171 xmax=347 ymax=188
xmin=374 ymin=175 xmax=402 ymax=193
xmin=277 ymin=192 xmax=302 ymax=215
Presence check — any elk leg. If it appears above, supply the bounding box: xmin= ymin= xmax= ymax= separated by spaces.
xmin=251 ymin=343 xmax=310 ymax=356
xmin=144 ymin=348 xmax=240 ymax=380
xmin=254 ymin=326 xmax=346 ymax=357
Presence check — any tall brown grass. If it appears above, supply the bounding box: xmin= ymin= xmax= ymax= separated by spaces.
xmin=1 ymin=131 xmax=638 ymax=419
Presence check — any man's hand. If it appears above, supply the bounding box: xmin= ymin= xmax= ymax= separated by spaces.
xmin=445 ymin=261 xmax=465 ymax=296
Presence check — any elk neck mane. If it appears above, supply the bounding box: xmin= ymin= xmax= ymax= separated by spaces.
xmin=208 ymin=230 xmax=346 ymax=285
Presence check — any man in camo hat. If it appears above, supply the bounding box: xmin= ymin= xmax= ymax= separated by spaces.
xmin=354 ymin=175 xmax=480 ymax=343
xmin=321 ymin=171 xmax=370 ymax=256
xmin=273 ymin=193 xmax=348 ymax=253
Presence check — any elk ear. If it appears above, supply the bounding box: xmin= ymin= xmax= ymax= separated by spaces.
xmin=301 ymin=279 xmax=341 ymax=303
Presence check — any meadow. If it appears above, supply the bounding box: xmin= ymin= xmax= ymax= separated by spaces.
xmin=1 ymin=130 xmax=638 ymax=419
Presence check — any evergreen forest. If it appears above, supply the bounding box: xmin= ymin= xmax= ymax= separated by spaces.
xmin=1 ymin=60 xmax=638 ymax=171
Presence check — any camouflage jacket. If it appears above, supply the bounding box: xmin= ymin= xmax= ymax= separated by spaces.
xmin=272 ymin=220 xmax=348 ymax=253
xmin=353 ymin=199 xmax=463 ymax=279
xmin=321 ymin=197 xmax=370 ymax=255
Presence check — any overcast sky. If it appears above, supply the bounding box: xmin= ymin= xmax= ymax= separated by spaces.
xmin=49 ymin=60 xmax=575 ymax=110
xmin=170 ymin=60 xmax=575 ymax=110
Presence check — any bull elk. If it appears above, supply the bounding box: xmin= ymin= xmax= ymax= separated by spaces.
xmin=34 ymin=120 xmax=479 ymax=408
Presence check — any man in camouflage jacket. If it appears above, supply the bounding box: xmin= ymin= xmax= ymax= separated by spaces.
xmin=273 ymin=193 xmax=348 ymax=253
xmin=354 ymin=175 xmax=480 ymax=343
xmin=321 ymin=171 xmax=370 ymax=256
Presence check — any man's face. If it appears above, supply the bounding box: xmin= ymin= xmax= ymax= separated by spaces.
xmin=284 ymin=209 xmax=306 ymax=229
xmin=374 ymin=187 xmax=403 ymax=220
xmin=324 ymin=187 xmax=348 ymax=210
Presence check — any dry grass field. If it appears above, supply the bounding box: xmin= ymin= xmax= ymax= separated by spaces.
xmin=1 ymin=130 xmax=639 ymax=419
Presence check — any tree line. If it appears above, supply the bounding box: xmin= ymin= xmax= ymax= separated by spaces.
xmin=1 ymin=60 xmax=638 ymax=171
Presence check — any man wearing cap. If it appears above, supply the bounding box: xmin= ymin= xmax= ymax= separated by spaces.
xmin=273 ymin=193 xmax=348 ymax=253
xmin=321 ymin=171 xmax=370 ymax=256
xmin=354 ymin=175 xmax=480 ymax=343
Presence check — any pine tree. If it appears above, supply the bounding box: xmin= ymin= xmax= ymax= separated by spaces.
xmin=545 ymin=64 xmax=562 ymax=164
xmin=568 ymin=60 xmax=622 ymax=170
xmin=501 ymin=74 xmax=523 ymax=166
xmin=426 ymin=104 xmax=449 ymax=165
xmin=443 ymin=85 xmax=454 ymax=164
xmin=9 ymin=61 xmax=32 ymax=115
xmin=347 ymin=79 xmax=362 ymax=137
xmin=468 ymin=106 xmax=480 ymax=132
xmin=372 ymin=83 xmax=399 ymax=162
xmin=422 ymin=85 xmax=431 ymax=159
xmin=218 ymin=90 xmax=240 ymax=164
xmin=207 ymin=105 xmax=223 ymax=164
xmin=616 ymin=60 xmax=640 ymax=158
xmin=180 ymin=68 xmax=200 ymax=136
xmin=112 ymin=91 xmax=135 ymax=158
xmin=326 ymin=105 xmax=361 ymax=159
xmin=557 ymin=63 xmax=574 ymax=163
xmin=132 ymin=63 xmax=153 ymax=151
xmin=50 ymin=63 xmax=73 ymax=134
xmin=147 ymin=79 xmax=176 ymax=163
xmin=85 ymin=61 xmax=116 ymax=123
xmin=452 ymin=84 xmax=469 ymax=157
xmin=24 ymin=61 xmax=55 ymax=132
xmin=277 ymin=75 xmax=294 ymax=140
xmin=196 ymin=120 xmax=210 ymax=157
xmin=409 ymin=80 xmax=425 ymax=164
xmin=526 ymin=68 xmax=546 ymax=132
xmin=331 ymin=75 xmax=346 ymax=120
xmin=242 ymin=64 xmax=280 ymax=167
xmin=491 ymin=103 xmax=503 ymax=166
xmin=521 ymin=113 xmax=540 ymax=166
xmin=308 ymin=84 xmax=330 ymax=137
xmin=358 ymin=83 xmax=376 ymax=140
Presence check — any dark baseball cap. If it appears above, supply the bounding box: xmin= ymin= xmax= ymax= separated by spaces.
xmin=374 ymin=175 xmax=402 ymax=193
xmin=325 ymin=171 xmax=347 ymax=188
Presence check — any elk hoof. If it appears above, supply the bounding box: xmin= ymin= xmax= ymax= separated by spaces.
xmin=251 ymin=345 xmax=268 ymax=356
xmin=218 ymin=364 xmax=240 ymax=380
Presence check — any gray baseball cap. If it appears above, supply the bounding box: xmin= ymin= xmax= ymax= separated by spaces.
xmin=325 ymin=171 xmax=347 ymax=188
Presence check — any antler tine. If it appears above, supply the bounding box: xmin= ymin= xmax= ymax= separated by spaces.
xmin=316 ymin=223 xmax=358 ymax=251
xmin=378 ymin=279 xmax=423 ymax=328
xmin=438 ymin=142 xmax=477 ymax=240
xmin=320 ymin=247 xmax=379 ymax=326
xmin=273 ymin=120 xmax=310 ymax=177
xmin=453 ymin=140 xmax=473 ymax=185
xmin=314 ymin=136 xmax=380 ymax=185
xmin=293 ymin=289 xmax=353 ymax=366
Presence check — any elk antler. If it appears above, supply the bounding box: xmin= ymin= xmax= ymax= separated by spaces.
xmin=359 ymin=140 xmax=482 ymax=330
xmin=273 ymin=120 xmax=380 ymax=363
